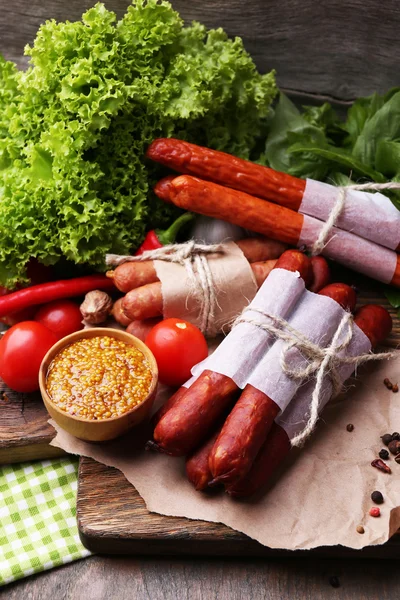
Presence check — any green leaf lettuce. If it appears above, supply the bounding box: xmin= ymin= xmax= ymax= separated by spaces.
xmin=0 ymin=0 xmax=277 ymax=288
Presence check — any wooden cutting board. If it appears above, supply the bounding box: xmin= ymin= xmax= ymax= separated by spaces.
xmin=76 ymin=283 xmax=400 ymax=557
xmin=76 ymin=457 xmax=400 ymax=558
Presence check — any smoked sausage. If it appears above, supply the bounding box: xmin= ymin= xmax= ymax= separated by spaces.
xmin=309 ymin=256 xmax=331 ymax=293
xmin=149 ymin=250 xmax=312 ymax=456
xmin=147 ymin=138 xmax=305 ymax=210
xmin=186 ymin=429 xmax=222 ymax=491
xmin=108 ymin=238 xmax=286 ymax=294
xmin=208 ymin=282 xmax=357 ymax=487
xmin=226 ymin=303 xmax=393 ymax=498
xmin=152 ymin=370 xmax=238 ymax=456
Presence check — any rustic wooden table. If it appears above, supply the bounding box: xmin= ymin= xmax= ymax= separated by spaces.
xmin=2 ymin=1 xmax=400 ymax=597
xmin=1 ymin=555 xmax=399 ymax=599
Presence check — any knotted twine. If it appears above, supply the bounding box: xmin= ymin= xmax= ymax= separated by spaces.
xmin=106 ymin=241 xmax=226 ymax=337
xmin=233 ymin=307 xmax=398 ymax=447
xmin=311 ymin=181 xmax=400 ymax=255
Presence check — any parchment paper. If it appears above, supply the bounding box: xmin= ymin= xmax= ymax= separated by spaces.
xmin=191 ymin=268 xmax=305 ymax=387
xmin=154 ymin=241 xmax=257 ymax=335
xmin=299 ymin=215 xmax=397 ymax=284
xmin=51 ymin=357 xmax=400 ymax=550
xmin=300 ymin=179 xmax=400 ymax=251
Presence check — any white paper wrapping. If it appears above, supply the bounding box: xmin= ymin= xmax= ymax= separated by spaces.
xmin=299 ymin=214 xmax=398 ymax=283
xmin=154 ymin=241 xmax=257 ymax=337
xmin=276 ymin=321 xmax=371 ymax=440
xmin=191 ymin=268 xmax=373 ymax=434
xmin=300 ymin=179 xmax=400 ymax=251
xmin=246 ymin=291 xmax=351 ymax=413
xmin=191 ymin=268 xmax=306 ymax=387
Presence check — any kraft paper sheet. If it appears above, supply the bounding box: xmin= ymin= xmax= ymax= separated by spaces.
xmin=51 ymin=358 xmax=400 ymax=551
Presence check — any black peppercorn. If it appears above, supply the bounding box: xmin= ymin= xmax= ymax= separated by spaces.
xmin=392 ymin=432 xmax=400 ymax=441
xmin=379 ymin=449 xmax=389 ymax=460
xmin=371 ymin=491 xmax=384 ymax=504
xmin=381 ymin=433 xmax=393 ymax=446
xmin=346 ymin=423 xmax=354 ymax=432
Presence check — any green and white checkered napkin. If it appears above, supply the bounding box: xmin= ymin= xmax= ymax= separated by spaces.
xmin=0 ymin=457 xmax=91 ymax=586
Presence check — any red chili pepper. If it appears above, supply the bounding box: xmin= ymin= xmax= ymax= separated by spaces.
xmin=135 ymin=212 xmax=194 ymax=255
xmin=0 ymin=275 xmax=115 ymax=319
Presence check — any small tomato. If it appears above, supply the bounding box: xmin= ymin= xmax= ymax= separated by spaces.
xmin=145 ymin=318 xmax=208 ymax=387
xmin=35 ymin=300 xmax=83 ymax=339
xmin=0 ymin=321 xmax=58 ymax=392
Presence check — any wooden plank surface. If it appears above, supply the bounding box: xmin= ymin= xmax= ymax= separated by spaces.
xmin=0 ymin=381 xmax=64 ymax=465
xmin=2 ymin=0 xmax=400 ymax=102
xmin=3 ymin=554 xmax=400 ymax=600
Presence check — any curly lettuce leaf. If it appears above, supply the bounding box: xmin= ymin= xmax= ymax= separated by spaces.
xmin=0 ymin=0 xmax=276 ymax=288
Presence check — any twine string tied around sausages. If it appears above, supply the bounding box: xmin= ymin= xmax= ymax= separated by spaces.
xmin=106 ymin=241 xmax=226 ymax=337
xmin=311 ymin=181 xmax=400 ymax=255
xmin=233 ymin=307 xmax=398 ymax=447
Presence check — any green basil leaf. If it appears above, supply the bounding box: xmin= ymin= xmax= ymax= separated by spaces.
xmin=375 ymin=140 xmax=400 ymax=178
xmin=384 ymin=287 xmax=400 ymax=309
xmin=343 ymin=92 xmax=385 ymax=147
xmin=265 ymin=94 xmax=331 ymax=179
xmin=288 ymin=143 xmax=387 ymax=182
xmin=352 ymin=91 xmax=400 ymax=167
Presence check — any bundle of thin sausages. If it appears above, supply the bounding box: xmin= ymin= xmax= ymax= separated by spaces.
xmin=147 ymin=138 xmax=400 ymax=287
xmin=106 ymin=237 xmax=329 ymax=338
xmin=147 ymin=250 xmax=393 ymax=498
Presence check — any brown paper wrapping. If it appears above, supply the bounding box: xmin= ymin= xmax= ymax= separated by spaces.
xmin=51 ymin=358 xmax=400 ymax=550
xmin=154 ymin=241 xmax=258 ymax=335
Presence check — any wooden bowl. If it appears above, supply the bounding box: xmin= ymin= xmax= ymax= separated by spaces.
xmin=39 ymin=328 xmax=158 ymax=442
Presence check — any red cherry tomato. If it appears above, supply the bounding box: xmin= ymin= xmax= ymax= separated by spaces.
xmin=35 ymin=300 xmax=83 ymax=339
xmin=0 ymin=321 xmax=58 ymax=392
xmin=1 ymin=306 xmax=37 ymax=327
xmin=145 ymin=318 xmax=208 ymax=387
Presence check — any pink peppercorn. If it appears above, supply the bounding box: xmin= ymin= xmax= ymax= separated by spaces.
xmin=369 ymin=507 xmax=381 ymax=518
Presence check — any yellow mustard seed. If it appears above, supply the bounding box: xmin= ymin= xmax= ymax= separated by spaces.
xmin=46 ymin=336 xmax=153 ymax=420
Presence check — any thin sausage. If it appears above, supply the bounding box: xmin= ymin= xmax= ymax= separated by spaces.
xmin=155 ymin=175 xmax=400 ymax=288
xmin=154 ymin=175 xmax=304 ymax=246
xmin=186 ymin=429 xmax=221 ymax=491
xmin=126 ymin=318 xmax=161 ymax=342
xmin=227 ymin=303 xmax=392 ymax=498
xmin=351 ymin=304 xmax=393 ymax=348
xmin=152 ymin=370 xmax=238 ymax=456
xmin=152 ymin=174 xmax=176 ymax=201
xmin=208 ymin=282 xmax=357 ymax=487
xmin=108 ymin=238 xmax=286 ymax=294
xmin=148 ymin=139 xmax=400 ymax=254
xmin=236 ymin=238 xmax=288 ymax=263
xmin=250 ymin=260 xmax=277 ymax=287
xmin=112 ymin=298 xmax=132 ymax=327
xmin=120 ymin=259 xmax=286 ymax=321
xmin=122 ymin=282 xmax=163 ymax=321
xmin=147 ymin=138 xmax=305 ymax=210
xmin=309 ymin=256 xmax=331 ymax=293
xmin=107 ymin=262 xmax=158 ymax=293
